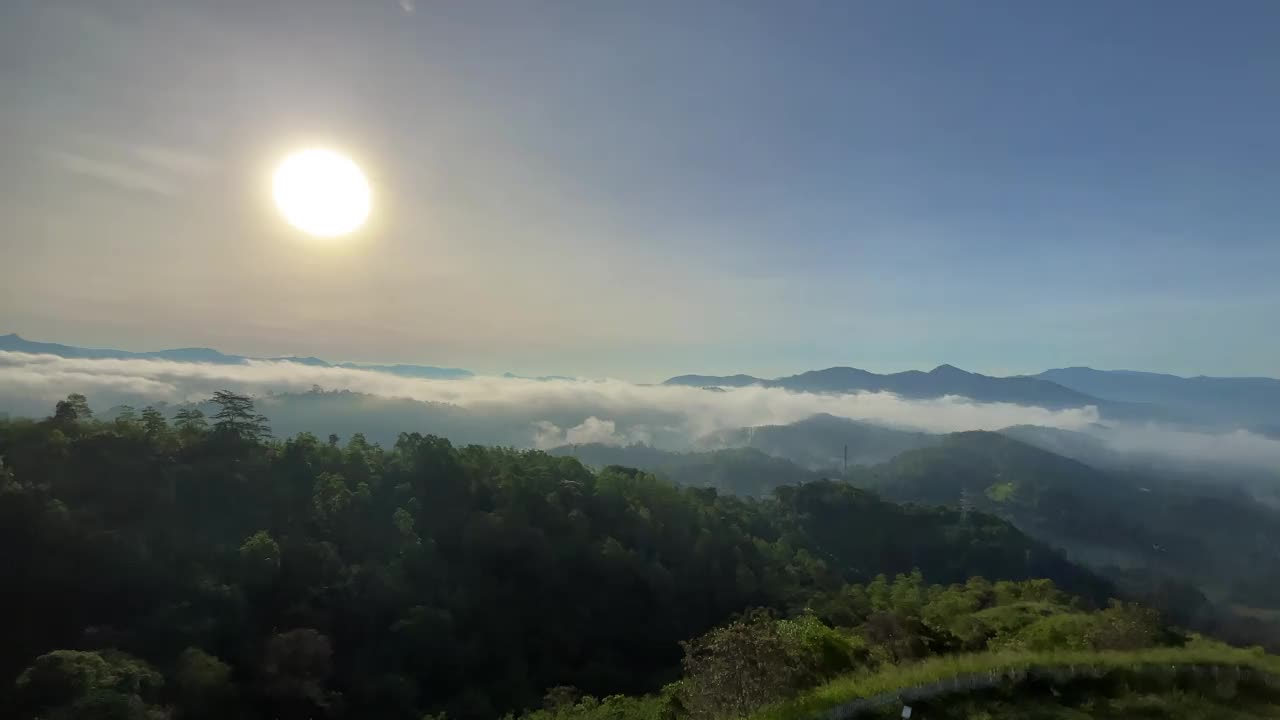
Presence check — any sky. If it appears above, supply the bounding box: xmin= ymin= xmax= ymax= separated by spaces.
xmin=2 ymin=0 xmax=1278 ymax=382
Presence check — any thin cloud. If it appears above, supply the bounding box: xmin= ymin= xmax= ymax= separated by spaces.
xmin=1103 ymin=424 xmax=1280 ymax=474
xmin=45 ymin=136 xmax=213 ymax=197
xmin=46 ymin=150 xmax=178 ymax=197
xmin=129 ymin=143 xmax=215 ymax=176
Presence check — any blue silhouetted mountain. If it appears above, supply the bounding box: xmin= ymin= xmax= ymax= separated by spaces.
xmin=270 ymin=356 xmax=330 ymax=366
xmin=502 ymin=372 xmax=578 ymax=382
xmin=665 ymin=364 xmax=1108 ymax=409
xmin=1037 ymin=367 xmax=1280 ymax=427
xmin=661 ymin=373 xmax=764 ymax=388
xmin=334 ymin=363 xmax=472 ymax=379
xmin=0 ymin=333 xmax=243 ymax=363
xmin=0 ymin=333 xmax=472 ymax=379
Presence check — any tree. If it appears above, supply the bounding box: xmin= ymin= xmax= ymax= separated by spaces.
xmin=140 ymin=407 xmax=168 ymax=437
xmin=240 ymin=530 xmax=281 ymax=586
xmin=175 ymin=647 xmax=234 ymax=718
xmin=261 ymin=628 xmax=337 ymax=718
xmin=209 ymin=390 xmax=271 ymax=440
xmin=52 ymin=393 xmax=93 ymax=425
xmin=889 ymin=570 xmax=926 ymax=615
xmin=173 ymin=408 xmax=208 ymax=440
xmin=14 ymin=650 xmax=163 ymax=719
xmin=114 ymin=406 xmax=138 ymax=426
xmin=392 ymin=507 xmax=420 ymax=548
xmin=16 ymin=650 xmax=119 ymax=708
xmin=677 ymin=611 xmax=861 ymax=720
xmin=1001 ymin=613 xmax=1095 ymax=651
xmin=861 ymin=611 xmax=935 ymax=663
xmin=1087 ymin=600 xmax=1165 ymax=650
xmin=313 ymin=472 xmax=354 ymax=528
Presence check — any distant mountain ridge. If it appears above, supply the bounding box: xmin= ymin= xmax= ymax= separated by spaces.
xmin=0 ymin=333 xmax=474 ymax=379
xmin=1037 ymin=366 xmax=1280 ymax=427
xmin=665 ymin=363 xmax=1110 ymax=410
xmin=698 ymin=413 xmax=938 ymax=469
xmin=663 ymin=373 xmax=762 ymax=388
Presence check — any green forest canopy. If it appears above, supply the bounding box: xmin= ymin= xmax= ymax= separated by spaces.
xmin=0 ymin=393 xmax=1266 ymax=720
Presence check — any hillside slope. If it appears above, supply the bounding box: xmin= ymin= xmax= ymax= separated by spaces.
xmin=856 ymin=432 xmax=1280 ymax=634
xmin=697 ymin=414 xmax=939 ymax=469
xmin=754 ymin=644 xmax=1280 ymax=720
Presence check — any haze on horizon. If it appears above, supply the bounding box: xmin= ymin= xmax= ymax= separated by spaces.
xmin=2 ymin=0 xmax=1279 ymax=382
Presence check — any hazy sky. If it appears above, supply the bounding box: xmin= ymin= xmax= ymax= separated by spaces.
xmin=2 ymin=0 xmax=1278 ymax=381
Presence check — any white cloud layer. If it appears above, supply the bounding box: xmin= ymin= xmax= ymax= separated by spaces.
xmin=533 ymin=417 xmax=655 ymax=450
xmin=0 ymin=350 xmax=1099 ymax=434
xmin=2 ymin=351 xmax=1278 ymax=475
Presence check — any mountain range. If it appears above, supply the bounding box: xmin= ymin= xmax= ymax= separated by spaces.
xmin=666 ymin=364 xmax=1109 ymax=407
xmin=664 ymin=364 xmax=1180 ymax=425
xmin=6 ymin=333 xmax=1279 ymax=428
xmin=1037 ymin=366 xmax=1280 ymax=428
xmin=667 ymin=363 xmax=1280 ymax=428
xmin=0 ymin=333 xmax=473 ymax=380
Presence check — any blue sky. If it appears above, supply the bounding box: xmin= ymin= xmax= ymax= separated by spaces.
xmin=1 ymin=0 xmax=1277 ymax=380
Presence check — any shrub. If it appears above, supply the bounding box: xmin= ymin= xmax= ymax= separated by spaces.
xmin=678 ymin=611 xmax=866 ymax=720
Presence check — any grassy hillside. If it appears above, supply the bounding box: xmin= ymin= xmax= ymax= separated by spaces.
xmin=518 ymin=572 xmax=1280 ymax=720
xmin=753 ymin=642 xmax=1280 ymax=720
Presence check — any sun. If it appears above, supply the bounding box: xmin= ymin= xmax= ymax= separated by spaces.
xmin=273 ymin=149 xmax=372 ymax=237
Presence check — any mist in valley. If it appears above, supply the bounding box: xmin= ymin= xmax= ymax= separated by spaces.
xmin=3 ymin=350 xmax=1278 ymax=488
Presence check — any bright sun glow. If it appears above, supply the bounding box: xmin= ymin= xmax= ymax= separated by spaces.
xmin=273 ymin=149 xmax=371 ymax=237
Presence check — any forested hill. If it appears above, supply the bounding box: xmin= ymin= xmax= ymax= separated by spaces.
xmin=0 ymin=393 xmax=1113 ymax=720
xmin=548 ymin=443 xmax=822 ymax=496
xmin=855 ymin=431 xmax=1280 ymax=646
xmin=698 ymin=413 xmax=939 ymax=469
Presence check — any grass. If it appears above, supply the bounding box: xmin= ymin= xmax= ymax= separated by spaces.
xmin=983 ymin=482 xmax=1017 ymax=503
xmin=750 ymin=641 xmax=1280 ymax=720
